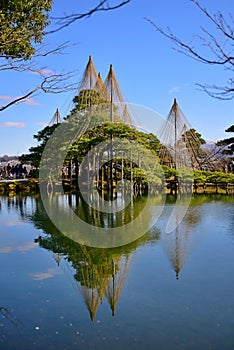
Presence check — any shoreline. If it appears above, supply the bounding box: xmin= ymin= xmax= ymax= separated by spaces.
xmin=0 ymin=178 xmax=233 ymax=195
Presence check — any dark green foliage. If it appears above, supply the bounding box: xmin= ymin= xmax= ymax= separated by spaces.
xmin=0 ymin=0 xmax=52 ymax=59
xmin=226 ymin=125 xmax=234 ymax=133
xmin=22 ymin=90 xmax=162 ymax=181
xmin=162 ymin=166 xmax=177 ymax=179
xmin=194 ymin=170 xmax=234 ymax=183
xmin=182 ymin=128 xmax=205 ymax=145
xmin=217 ymin=124 xmax=234 ymax=155
xmin=70 ymin=90 xmax=109 ymax=113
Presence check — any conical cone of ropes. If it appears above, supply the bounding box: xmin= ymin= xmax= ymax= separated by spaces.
xmin=74 ymin=55 xmax=108 ymax=110
xmin=104 ymin=64 xmax=134 ymax=125
xmin=48 ymin=108 xmax=62 ymax=126
xmin=73 ymin=56 xmax=134 ymax=126
xmin=79 ymin=55 xmax=99 ymax=92
xmin=159 ymin=99 xmax=218 ymax=170
xmin=96 ymin=72 xmax=110 ymax=101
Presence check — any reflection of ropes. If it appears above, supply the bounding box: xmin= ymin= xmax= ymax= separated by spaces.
xmin=163 ymin=226 xmax=189 ymax=280
xmin=47 ymin=174 xmax=53 ymax=194
xmin=77 ymin=244 xmax=111 ymax=321
xmin=55 ymin=242 xmax=131 ymax=321
xmin=105 ymin=255 xmax=130 ymax=316
xmin=52 ymin=255 xmax=82 ymax=303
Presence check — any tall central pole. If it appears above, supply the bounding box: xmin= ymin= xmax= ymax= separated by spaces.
xmin=174 ymin=98 xmax=177 ymax=170
xmin=89 ymin=57 xmax=92 ymax=109
xmin=110 ymin=64 xmax=113 ymax=123
xmin=109 ymin=64 xmax=113 ymax=193
xmin=88 ymin=57 xmax=92 ymax=191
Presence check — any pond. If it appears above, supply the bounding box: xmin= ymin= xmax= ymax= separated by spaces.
xmin=0 ymin=193 xmax=234 ymax=349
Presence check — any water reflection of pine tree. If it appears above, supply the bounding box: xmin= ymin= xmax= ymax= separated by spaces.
xmin=76 ymin=244 xmax=113 ymax=321
xmin=105 ymin=256 xmax=130 ymax=316
xmin=74 ymin=244 xmax=131 ymax=321
xmin=36 ymin=225 xmax=159 ymax=321
xmin=170 ymin=227 xmax=187 ymax=280
xmin=162 ymin=203 xmax=203 ymax=279
xmin=163 ymin=224 xmax=192 ymax=280
xmin=15 ymin=195 xmax=160 ymax=320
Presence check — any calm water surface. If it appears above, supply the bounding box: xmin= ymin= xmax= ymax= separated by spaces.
xmin=0 ymin=193 xmax=234 ymax=349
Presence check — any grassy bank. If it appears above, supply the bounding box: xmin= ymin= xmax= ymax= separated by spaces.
xmin=0 ymin=179 xmax=39 ymax=194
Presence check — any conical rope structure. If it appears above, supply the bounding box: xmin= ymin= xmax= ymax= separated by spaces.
xmin=48 ymin=108 xmax=62 ymax=126
xmin=159 ymin=99 xmax=218 ymax=170
xmin=69 ymin=56 xmax=135 ymax=132
xmin=104 ymin=64 xmax=134 ymax=125
xmin=79 ymin=55 xmax=99 ymax=92
xmin=96 ymin=72 xmax=110 ymax=101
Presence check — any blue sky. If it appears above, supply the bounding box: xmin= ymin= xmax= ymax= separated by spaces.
xmin=1 ymin=0 xmax=233 ymax=156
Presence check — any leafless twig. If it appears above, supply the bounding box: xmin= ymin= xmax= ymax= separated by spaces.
xmin=145 ymin=0 xmax=234 ymax=100
xmin=47 ymin=0 xmax=131 ymax=34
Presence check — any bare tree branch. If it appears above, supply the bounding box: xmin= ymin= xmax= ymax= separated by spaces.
xmin=0 ymin=42 xmax=75 ymax=72
xmin=145 ymin=18 xmax=234 ymax=66
xmin=197 ymin=80 xmax=234 ymax=100
xmin=192 ymin=0 xmax=234 ymax=42
xmin=145 ymin=0 xmax=234 ymax=99
xmin=0 ymin=41 xmax=78 ymax=111
xmin=1 ymin=0 xmax=131 ymax=111
xmin=47 ymin=0 xmax=131 ymax=34
xmin=0 ymin=71 xmax=77 ymax=111
xmin=0 ymin=89 xmax=40 ymax=111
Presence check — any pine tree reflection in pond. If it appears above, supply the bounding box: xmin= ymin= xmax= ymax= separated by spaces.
xmin=33 ymin=193 xmax=161 ymax=321
xmin=1 ymin=194 xmax=234 ymax=350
